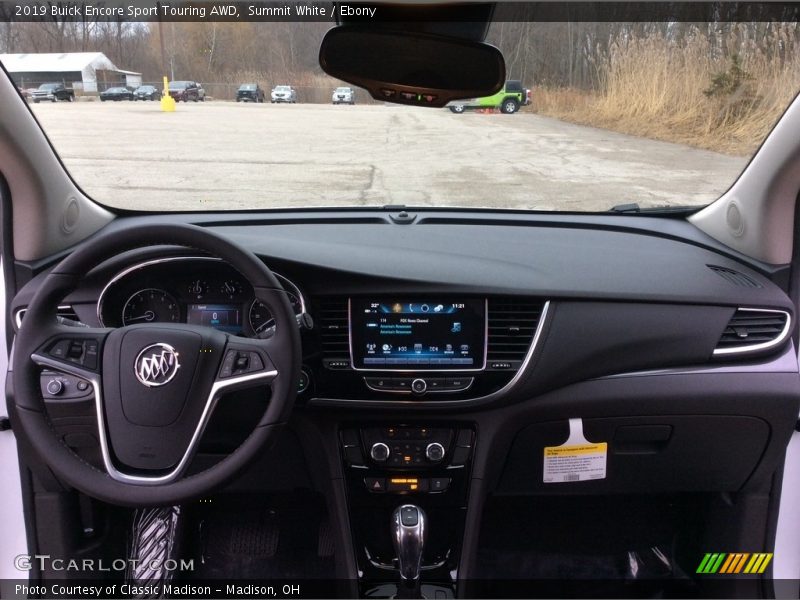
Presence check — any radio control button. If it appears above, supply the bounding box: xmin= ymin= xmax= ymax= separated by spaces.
xmin=444 ymin=377 xmax=473 ymax=391
xmin=411 ymin=378 xmax=427 ymax=394
xmin=393 ymin=378 xmax=412 ymax=391
xmin=364 ymin=377 xmax=392 ymax=390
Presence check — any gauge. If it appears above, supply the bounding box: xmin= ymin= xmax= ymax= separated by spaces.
xmin=122 ymin=289 xmax=180 ymax=326
xmin=248 ymin=275 xmax=304 ymax=336
xmin=249 ymin=299 xmax=277 ymax=336
xmin=249 ymin=292 xmax=301 ymax=335
xmin=188 ymin=279 xmax=209 ymax=300
xmin=220 ymin=279 xmax=243 ymax=299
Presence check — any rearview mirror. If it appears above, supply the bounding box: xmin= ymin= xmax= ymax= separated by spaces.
xmin=319 ymin=26 xmax=505 ymax=108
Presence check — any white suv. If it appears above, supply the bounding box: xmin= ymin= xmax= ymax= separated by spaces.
xmin=332 ymin=87 xmax=355 ymax=105
xmin=271 ymin=85 xmax=297 ymax=103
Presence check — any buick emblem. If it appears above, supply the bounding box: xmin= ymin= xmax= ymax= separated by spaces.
xmin=135 ymin=343 xmax=180 ymax=387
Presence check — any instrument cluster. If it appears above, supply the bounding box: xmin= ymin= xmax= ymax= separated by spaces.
xmin=97 ymin=257 xmax=305 ymax=337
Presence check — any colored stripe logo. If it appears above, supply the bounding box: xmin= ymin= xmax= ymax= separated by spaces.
xmin=696 ymin=553 xmax=773 ymax=574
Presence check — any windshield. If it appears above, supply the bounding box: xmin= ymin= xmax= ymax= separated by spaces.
xmin=3 ymin=9 xmax=799 ymax=212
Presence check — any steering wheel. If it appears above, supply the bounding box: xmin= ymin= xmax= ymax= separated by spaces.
xmin=9 ymin=224 xmax=301 ymax=506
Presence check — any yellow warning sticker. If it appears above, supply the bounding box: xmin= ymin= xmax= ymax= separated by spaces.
xmin=543 ymin=419 xmax=608 ymax=483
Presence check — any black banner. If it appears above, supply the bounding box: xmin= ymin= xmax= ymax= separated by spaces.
xmin=0 ymin=1 xmax=799 ymax=23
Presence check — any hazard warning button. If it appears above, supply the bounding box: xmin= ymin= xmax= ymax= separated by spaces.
xmin=364 ymin=477 xmax=386 ymax=493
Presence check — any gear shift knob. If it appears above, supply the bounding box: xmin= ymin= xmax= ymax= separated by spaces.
xmin=391 ymin=505 xmax=426 ymax=581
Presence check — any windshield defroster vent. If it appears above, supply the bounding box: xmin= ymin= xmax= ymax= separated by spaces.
xmin=318 ymin=297 xmax=351 ymax=368
xmin=714 ymin=308 xmax=791 ymax=356
xmin=486 ymin=298 xmax=546 ymax=370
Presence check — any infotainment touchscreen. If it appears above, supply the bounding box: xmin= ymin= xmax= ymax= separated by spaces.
xmin=350 ymin=299 xmax=486 ymax=371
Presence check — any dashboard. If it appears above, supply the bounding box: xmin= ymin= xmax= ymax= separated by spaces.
xmin=8 ymin=211 xmax=800 ymax=593
xmin=10 ymin=211 xmax=797 ymax=409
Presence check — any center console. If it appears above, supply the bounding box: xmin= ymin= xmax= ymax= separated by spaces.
xmin=340 ymin=424 xmax=475 ymax=597
xmin=315 ymin=296 xmax=543 ymax=596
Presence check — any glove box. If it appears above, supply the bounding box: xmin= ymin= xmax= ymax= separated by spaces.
xmin=496 ymin=415 xmax=770 ymax=494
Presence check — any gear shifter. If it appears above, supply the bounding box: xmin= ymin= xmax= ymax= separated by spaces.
xmin=391 ymin=505 xmax=426 ymax=598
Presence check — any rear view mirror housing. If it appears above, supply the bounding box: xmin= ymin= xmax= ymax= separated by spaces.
xmin=319 ymin=25 xmax=506 ymax=108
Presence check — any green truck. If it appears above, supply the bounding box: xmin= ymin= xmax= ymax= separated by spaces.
xmin=447 ymin=79 xmax=531 ymax=114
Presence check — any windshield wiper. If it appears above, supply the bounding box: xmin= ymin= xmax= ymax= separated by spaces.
xmin=607 ymin=202 xmax=703 ymax=215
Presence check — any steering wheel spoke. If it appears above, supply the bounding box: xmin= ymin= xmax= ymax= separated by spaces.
xmin=216 ymin=336 xmax=279 ymax=390
xmin=31 ymin=326 xmax=112 ymax=381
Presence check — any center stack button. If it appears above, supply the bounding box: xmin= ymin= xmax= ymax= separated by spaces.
xmin=411 ymin=378 xmax=427 ymax=395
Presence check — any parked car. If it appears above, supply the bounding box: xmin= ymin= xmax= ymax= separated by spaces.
xmin=31 ymin=82 xmax=74 ymax=103
xmin=99 ymin=87 xmax=134 ymax=102
xmin=332 ymin=86 xmax=355 ymax=104
xmin=168 ymin=80 xmax=201 ymax=102
xmin=197 ymin=83 xmax=206 ymax=101
xmin=237 ymin=83 xmax=265 ymax=103
xmin=271 ymin=85 xmax=297 ymax=103
xmin=133 ymin=85 xmax=160 ymax=101
xmin=447 ymin=79 xmax=531 ymax=114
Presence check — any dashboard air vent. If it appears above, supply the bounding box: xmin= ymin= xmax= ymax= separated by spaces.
xmin=318 ymin=297 xmax=351 ymax=366
xmin=714 ymin=308 xmax=790 ymax=355
xmin=486 ymin=298 xmax=545 ymax=369
xmin=708 ymin=265 xmax=761 ymax=288
xmin=15 ymin=305 xmax=79 ymax=329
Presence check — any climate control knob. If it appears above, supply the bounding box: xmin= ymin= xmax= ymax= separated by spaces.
xmin=370 ymin=442 xmax=391 ymax=463
xmin=425 ymin=442 xmax=445 ymax=463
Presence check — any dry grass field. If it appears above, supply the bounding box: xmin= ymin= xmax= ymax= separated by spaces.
xmin=530 ymin=25 xmax=800 ymax=155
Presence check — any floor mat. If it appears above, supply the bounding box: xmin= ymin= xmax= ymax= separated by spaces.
xmin=185 ymin=494 xmax=335 ymax=580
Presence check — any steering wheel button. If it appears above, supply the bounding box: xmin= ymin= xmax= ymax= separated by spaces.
xmin=249 ymin=352 xmax=264 ymax=372
xmin=46 ymin=379 xmax=64 ymax=396
xmin=49 ymin=340 xmax=71 ymax=358
xmin=67 ymin=341 xmax=84 ymax=359
xmin=234 ymin=353 xmax=250 ymax=371
xmin=219 ymin=350 xmax=237 ymax=378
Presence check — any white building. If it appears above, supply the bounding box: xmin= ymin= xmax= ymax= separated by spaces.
xmin=0 ymin=52 xmax=142 ymax=93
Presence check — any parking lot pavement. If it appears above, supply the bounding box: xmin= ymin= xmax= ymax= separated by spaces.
xmin=30 ymin=102 xmax=747 ymax=212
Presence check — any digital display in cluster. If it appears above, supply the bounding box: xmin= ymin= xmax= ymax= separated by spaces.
xmin=186 ymin=304 xmax=242 ymax=334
